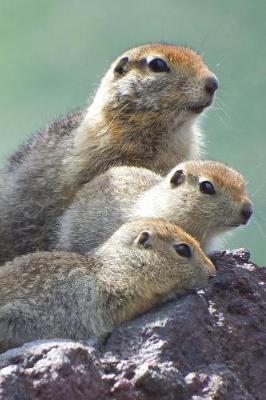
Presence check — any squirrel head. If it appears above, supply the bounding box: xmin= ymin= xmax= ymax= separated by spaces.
xmin=98 ymin=218 xmax=215 ymax=293
xmin=165 ymin=160 xmax=253 ymax=243
xmin=74 ymin=43 xmax=218 ymax=171
xmin=99 ymin=43 xmax=218 ymax=124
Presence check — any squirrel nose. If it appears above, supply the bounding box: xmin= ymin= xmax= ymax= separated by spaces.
xmin=241 ymin=202 xmax=253 ymax=224
xmin=205 ymin=76 xmax=219 ymax=95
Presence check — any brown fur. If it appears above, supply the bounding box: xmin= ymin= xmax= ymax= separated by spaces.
xmin=184 ymin=160 xmax=246 ymax=202
xmin=57 ymin=161 xmax=252 ymax=254
xmin=0 ymin=43 xmax=217 ymax=264
xmin=0 ymin=219 xmax=215 ymax=352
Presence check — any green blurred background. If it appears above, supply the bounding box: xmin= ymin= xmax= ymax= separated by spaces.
xmin=0 ymin=0 xmax=265 ymax=264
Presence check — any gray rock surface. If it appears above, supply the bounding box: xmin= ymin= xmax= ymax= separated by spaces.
xmin=0 ymin=249 xmax=265 ymax=400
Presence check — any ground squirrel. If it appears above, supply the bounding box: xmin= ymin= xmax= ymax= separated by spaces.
xmin=58 ymin=161 xmax=253 ymax=254
xmin=0 ymin=43 xmax=217 ymax=264
xmin=0 ymin=219 xmax=215 ymax=352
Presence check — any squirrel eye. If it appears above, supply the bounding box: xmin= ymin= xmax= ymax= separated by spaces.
xmin=199 ymin=181 xmax=216 ymax=195
xmin=148 ymin=58 xmax=170 ymax=73
xmin=174 ymin=243 xmax=192 ymax=258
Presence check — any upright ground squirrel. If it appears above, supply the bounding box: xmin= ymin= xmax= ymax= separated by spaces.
xmin=0 ymin=43 xmax=217 ymax=263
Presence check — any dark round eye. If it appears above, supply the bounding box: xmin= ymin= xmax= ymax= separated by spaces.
xmin=148 ymin=58 xmax=170 ymax=73
xmin=199 ymin=181 xmax=215 ymax=195
xmin=174 ymin=243 xmax=192 ymax=258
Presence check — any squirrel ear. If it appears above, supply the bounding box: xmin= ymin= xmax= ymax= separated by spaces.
xmin=170 ymin=169 xmax=185 ymax=187
xmin=136 ymin=231 xmax=152 ymax=248
xmin=114 ymin=57 xmax=129 ymax=76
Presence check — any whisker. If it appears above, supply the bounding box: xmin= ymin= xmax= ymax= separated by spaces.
xmin=209 ymin=108 xmax=230 ymax=129
xmin=214 ymin=99 xmax=232 ymax=121
xmin=201 ymin=218 xmax=214 ymax=243
xmin=250 ymin=182 xmax=266 ymax=199
xmin=216 ymin=88 xmax=229 ymax=95
xmin=254 ymin=209 xmax=266 ymax=221
xmin=253 ymin=216 xmax=266 ymax=239
xmin=102 ymin=103 xmax=130 ymax=135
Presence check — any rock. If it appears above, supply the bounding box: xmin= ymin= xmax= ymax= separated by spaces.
xmin=0 ymin=249 xmax=265 ymax=400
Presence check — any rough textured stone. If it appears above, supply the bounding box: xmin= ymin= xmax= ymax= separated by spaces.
xmin=0 ymin=249 xmax=265 ymax=400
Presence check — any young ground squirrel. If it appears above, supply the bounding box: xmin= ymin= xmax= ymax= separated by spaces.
xmin=0 ymin=219 xmax=215 ymax=352
xmin=58 ymin=161 xmax=253 ymax=254
xmin=0 ymin=43 xmax=218 ymax=264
